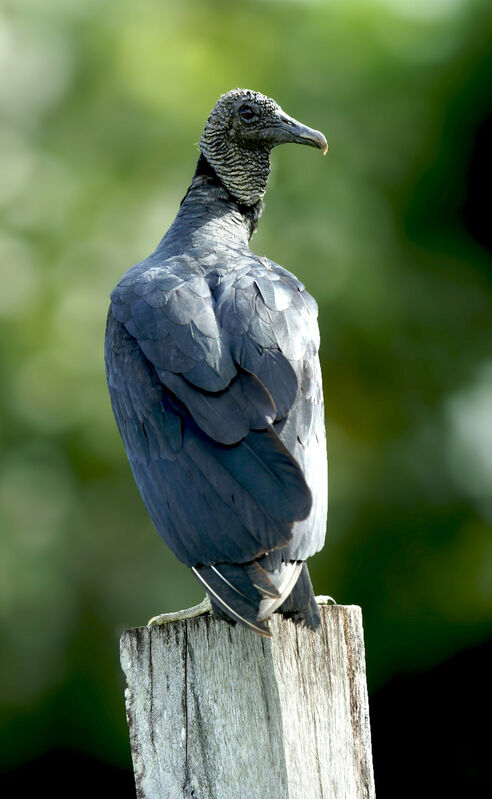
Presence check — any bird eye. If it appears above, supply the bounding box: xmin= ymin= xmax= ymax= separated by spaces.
xmin=239 ymin=106 xmax=255 ymax=122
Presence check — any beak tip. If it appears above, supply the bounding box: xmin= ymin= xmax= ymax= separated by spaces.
xmin=322 ymin=142 xmax=328 ymax=156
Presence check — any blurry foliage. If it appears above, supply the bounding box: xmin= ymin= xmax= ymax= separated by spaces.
xmin=0 ymin=0 xmax=491 ymax=775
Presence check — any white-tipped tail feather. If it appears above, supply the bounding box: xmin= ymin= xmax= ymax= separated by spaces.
xmin=191 ymin=565 xmax=271 ymax=636
xmin=257 ymin=561 xmax=302 ymax=620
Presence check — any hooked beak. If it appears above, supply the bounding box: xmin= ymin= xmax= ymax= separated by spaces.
xmin=262 ymin=112 xmax=328 ymax=155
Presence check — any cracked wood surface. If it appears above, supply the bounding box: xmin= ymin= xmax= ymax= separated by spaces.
xmin=120 ymin=605 xmax=375 ymax=799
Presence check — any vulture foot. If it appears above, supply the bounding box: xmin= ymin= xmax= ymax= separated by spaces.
xmin=315 ymin=594 xmax=337 ymax=606
xmin=147 ymin=595 xmax=212 ymax=627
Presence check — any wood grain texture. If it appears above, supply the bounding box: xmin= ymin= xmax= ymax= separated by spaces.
xmin=120 ymin=605 xmax=375 ymax=799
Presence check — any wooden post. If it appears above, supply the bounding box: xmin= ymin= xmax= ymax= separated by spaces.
xmin=120 ymin=605 xmax=376 ymax=799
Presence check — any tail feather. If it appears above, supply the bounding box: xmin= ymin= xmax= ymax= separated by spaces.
xmin=257 ymin=562 xmax=302 ymax=620
xmin=245 ymin=561 xmax=281 ymax=599
xmin=277 ymin=562 xmax=321 ymax=630
xmin=191 ymin=558 xmax=319 ymax=636
xmin=192 ymin=565 xmax=272 ymax=637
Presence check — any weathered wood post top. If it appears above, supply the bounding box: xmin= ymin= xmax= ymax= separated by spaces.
xmin=121 ymin=604 xmax=376 ymax=799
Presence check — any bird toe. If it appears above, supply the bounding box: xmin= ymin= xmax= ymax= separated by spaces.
xmin=147 ymin=596 xmax=212 ymax=627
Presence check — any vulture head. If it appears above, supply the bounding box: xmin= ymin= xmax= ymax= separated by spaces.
xmin=200 ymin=88 xmax=327 ymax=207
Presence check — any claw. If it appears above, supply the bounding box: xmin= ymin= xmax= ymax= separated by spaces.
xmin=315 ymin=594 xmax=337 ymax=606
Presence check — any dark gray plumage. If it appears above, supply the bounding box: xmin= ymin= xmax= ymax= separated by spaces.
xmin=105 ymin=89 xmax=328 ymax=636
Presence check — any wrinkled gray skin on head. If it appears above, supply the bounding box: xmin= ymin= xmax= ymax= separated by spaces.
xmin=200 ymin=88 xmax=327 ymax=206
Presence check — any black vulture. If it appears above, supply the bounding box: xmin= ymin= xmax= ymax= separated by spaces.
xmin=105 ymin=89 xmax=328 ymax=637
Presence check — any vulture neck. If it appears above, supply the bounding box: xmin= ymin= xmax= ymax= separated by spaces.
xmin=163 ymin=155 xmax=264 ymax=252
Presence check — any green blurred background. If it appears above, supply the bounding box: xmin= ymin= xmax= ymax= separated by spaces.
xmin=1 ymin=0 xmax=491 ymax=794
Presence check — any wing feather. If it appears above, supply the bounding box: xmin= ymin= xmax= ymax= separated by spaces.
xmin=106 ymin=246 xmax=324 ymax=606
